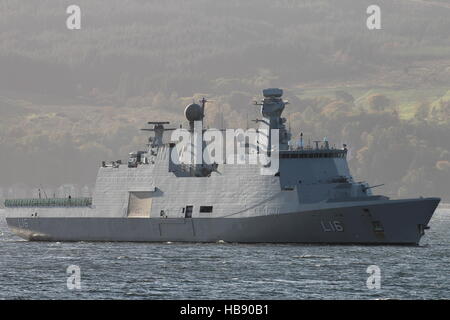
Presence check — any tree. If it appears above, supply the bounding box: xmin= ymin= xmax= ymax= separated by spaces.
xmin=367 ymin=94 xmax=390 ymax=112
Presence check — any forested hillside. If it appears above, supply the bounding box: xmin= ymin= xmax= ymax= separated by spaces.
xmin=0 ymin=0 xmax=449 ymax=201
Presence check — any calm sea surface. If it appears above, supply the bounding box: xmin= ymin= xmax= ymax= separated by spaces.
xmin=0 ymin=208 xmax=449 ymax=300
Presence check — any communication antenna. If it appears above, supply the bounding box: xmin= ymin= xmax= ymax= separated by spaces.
xmin=200 ymin=97 xmax=216 ymax=130
xmin=246 ymin=111 xmax=249 ymax=130
xmin=200 ymin=97 xmax=207 ymax=129
xmin=300 ymin=132 xmax=304 ymax=150
xmin=39 ymin=184 xmax=48 ymax=199
xmin=288 ymin=113 xmax=292 ymax=132
xmin=200 ymin=97 xmax=207 ymax=117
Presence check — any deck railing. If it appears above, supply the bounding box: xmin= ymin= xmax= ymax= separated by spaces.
xmin=4 ymin=197 xmax=92 ymax=208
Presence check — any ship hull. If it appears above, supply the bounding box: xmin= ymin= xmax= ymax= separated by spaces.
xmin=5 ymin=198 xmax=440 ymax=245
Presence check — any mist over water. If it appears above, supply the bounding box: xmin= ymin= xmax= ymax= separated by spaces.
xmin=0 ymin=208 xmax=449 ymax=299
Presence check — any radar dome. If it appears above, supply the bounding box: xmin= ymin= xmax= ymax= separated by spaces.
xmin=263 ymin=88 xmax=283 ymax=98
xmin=184 ymin=103 xmax=203 ymax=122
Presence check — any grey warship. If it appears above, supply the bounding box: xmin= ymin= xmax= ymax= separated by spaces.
xmin=5 ymin=88 xmax=440 ymax=244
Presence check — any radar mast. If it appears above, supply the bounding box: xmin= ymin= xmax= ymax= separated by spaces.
xmin=253 ymin=88 xmax=291 ymax=151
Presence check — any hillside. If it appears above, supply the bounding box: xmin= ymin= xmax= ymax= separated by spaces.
xmin=0 ymin=0 xmax=449 ymax=201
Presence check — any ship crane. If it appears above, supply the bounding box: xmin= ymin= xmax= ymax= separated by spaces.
xmin=141 ymin=121 xmax=176 ymax=147
xmin=125 ymin=121 xmax=177 ymax=168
